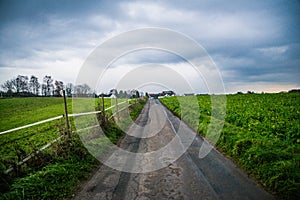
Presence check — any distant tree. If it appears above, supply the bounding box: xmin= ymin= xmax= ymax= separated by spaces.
xmin=1 ymin=75 xmax=30 ymax=96
xmin=14 ymin=76 xmax=21 ymax=93
xmin=118 ymin=90 xmax=124 ymax=98
xmin=19 ymin=75 xmax=29 ymax=93
xmin=124 ymin=91 xmax=128 ymax=98
xmin=54 ymin=80 xmax=64 ymax=96
xmin=92 ymin=90 xmax=98 ymax=98
xmin=1 ymin=79 xmax=14 ymax=92
xmin=65 ymin=83 xmax=74 ymax=97
xmin=74 ymin=84 xmax=92 ymax=97
xmin=41 ymin=84 xmax=47 ymax=96
xmin=51 ymin=84 xmax=55 ymax=96
xmin=288 ymin=89 xmax=300 ymax=93
xmin=29 ymin=75 xmax=40 ymax=96
xmin=74 ymin=85 xmax=82 ymax=95
xmin=118 ymin=90 xmax=130 ymax=98
xmin=12 ymin=75 xmax=28 ymax=94
xmin=43 ymin=75 xmax=53 ymax=96
xmin=136 ymin=90 xmax=140 ymax=98
xmin=82 ymin=84 xmax=92 ymax=95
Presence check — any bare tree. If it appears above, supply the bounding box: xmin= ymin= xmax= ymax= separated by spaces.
xmin=82 ymin=84 xmax=92 ymax=95
xmin=65 ymin=83 xmax=74 ymax=97
xmin=14 ymin=76 xmax=21 ymax=93
xmin=1 ymin=75 xmax=97 ymax=98
xmin=43 ymin=75 xmax=53 ymax=96
xmin=54 ymin=80 xmax=64 ymax=96
xmin=74 ymin=85 xmax=82 ymax=96
xmin=41 ymin=84 xmax=47 ymax=96
xmin=74 ymin=84 xmax=92 ymax=97
xmin=119 ymin=90 xmax=124 ymax=98
xmin=124 ymin=91 xmax=128 ymax=98
xmin=20 ymin=75 xmax=29 ymax=93
xmin=2 ymin=76 xmax=30 ymax=96
xmin=29 ymin=75 xmax=40 ymax=96
xmin=12 ymin=75 xmax=29 ymax=94
xmin=1 ymin=79 xmax=14 ymax=96
xmin=1 ymin=79 xmax=14 ymax=92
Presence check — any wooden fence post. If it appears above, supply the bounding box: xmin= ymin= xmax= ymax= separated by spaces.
xmin=62 ymin=90 xmax=71 ymax=137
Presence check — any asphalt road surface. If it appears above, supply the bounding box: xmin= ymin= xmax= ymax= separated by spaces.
xmin=73 ymin=99 xmax=274 ymax=200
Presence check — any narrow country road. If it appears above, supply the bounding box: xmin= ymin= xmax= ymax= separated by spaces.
xmin=73 ymin=99 xmax=274 ymax=200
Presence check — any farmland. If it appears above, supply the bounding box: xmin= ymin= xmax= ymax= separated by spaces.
xmin=1 ymin=93 xmax=299 ymax=199
xmin=0 ymin=97 xmax=146 ymax=199
xmin=159 ymin=92 xmax=300 ymax=199
xmin=0 ymin=97 xmax=112 ymax=172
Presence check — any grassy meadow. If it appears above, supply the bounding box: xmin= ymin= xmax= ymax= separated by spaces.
xmin=0 ymin=96 xmax=146 ymax=199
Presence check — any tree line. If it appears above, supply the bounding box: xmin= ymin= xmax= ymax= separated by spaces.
xmin=0 ymin=75 xmax=93 ymax=97
xmin=0 ymin=75 xmax=145 ymax=98
xmin=107 ymin=88 xmax=144 ymax=99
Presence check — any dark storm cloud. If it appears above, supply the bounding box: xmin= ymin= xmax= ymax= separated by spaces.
xmin=0 ymin=0 xmax=299 ymax=93
xmin=0 ymin=0 xmax=117 ymax=23
xmin=0 ymin=0 xmax=122 ymax=68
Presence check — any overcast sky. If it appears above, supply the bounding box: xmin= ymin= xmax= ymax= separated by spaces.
xmin=0 ymin=0 xmax=299 ymax=94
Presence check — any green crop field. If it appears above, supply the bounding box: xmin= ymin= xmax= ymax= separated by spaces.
xmin=159 ymin=93 xmax=300 ymax=199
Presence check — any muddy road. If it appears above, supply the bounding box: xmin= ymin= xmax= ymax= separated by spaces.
xmin=73 ymin=99 xmax=273 ymax=200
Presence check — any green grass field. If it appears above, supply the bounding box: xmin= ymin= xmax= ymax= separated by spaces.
xmin=159 ymin=93 xmax=300 ymax=199
xmin=0 ymin=97 xmax=147 ymax=199
xmin=0 ymin=98 xmax=70 ymax=132
xmin=0 ymin=97 xmax=126 ymax=172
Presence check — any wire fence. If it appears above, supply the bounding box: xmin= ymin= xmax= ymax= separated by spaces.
xmin=2 ymin=97 xmax=137 ymax=174
xmin=0 ymin=116 xmax=63 ymax=135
